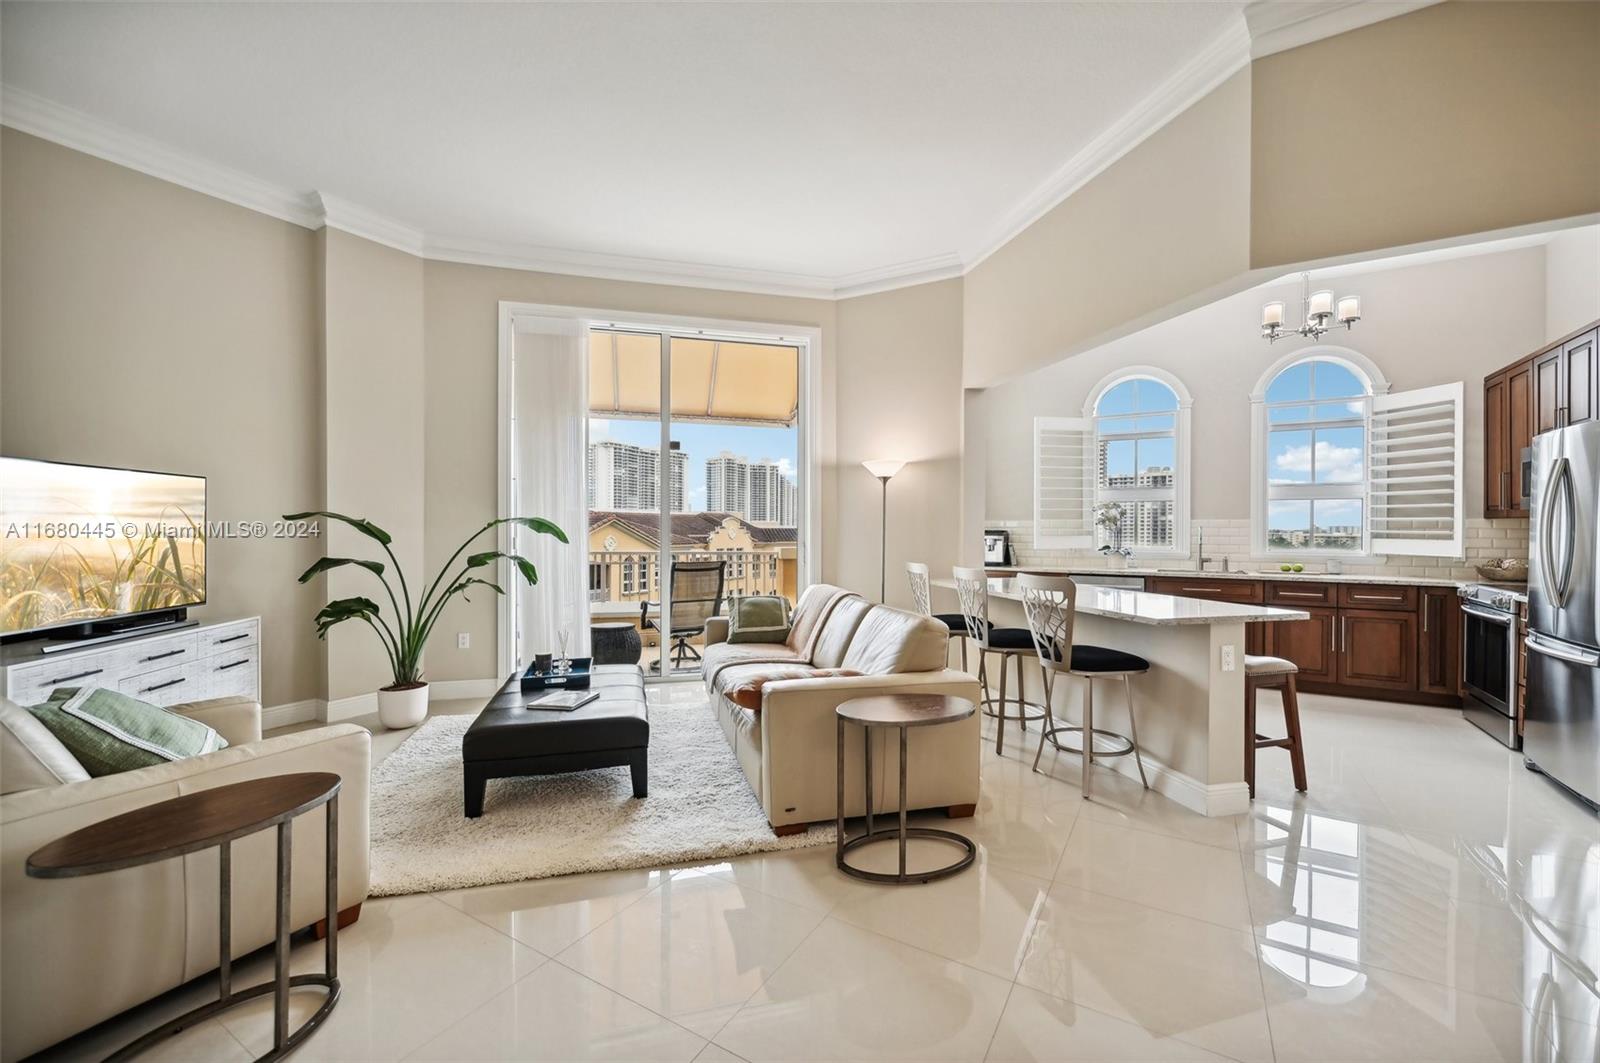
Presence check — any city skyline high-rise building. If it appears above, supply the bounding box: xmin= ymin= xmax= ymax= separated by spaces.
xmin=704 ymin=451 xmax=796 ymax=525
xmin=587 ymin=440 xmax=687 ymax=512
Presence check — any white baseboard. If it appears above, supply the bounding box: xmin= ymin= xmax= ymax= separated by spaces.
xmin=1099 ymin=746 xmax=1251 ymax=818
xmin=262 ymin=698 xmax=323 ymax=730
xmin=430 ymin=678 xmax=499 ymax=702
xmin=325 ymin=692 xmax=377 ymax=722
xmin=323 ymin=680 xmax=497 ymax=723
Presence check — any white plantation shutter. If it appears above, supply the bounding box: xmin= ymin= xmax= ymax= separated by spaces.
xmin=1369 ymin=381 xmax=1464 ymax=557
xmin=1034 ymin=416 xmax=1094 ymax=548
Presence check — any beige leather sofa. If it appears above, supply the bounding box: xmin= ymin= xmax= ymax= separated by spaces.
xmin=0 ymin=697 xmax=371 ymax=1062
xmin=703 ymin=584 xmax=981 ymax=833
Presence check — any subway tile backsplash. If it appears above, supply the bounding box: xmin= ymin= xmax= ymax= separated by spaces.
xmin=987 ymin=517 xmax=1529 ymax=583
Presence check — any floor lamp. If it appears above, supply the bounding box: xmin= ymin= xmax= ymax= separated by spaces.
xmin=862 ymin=460 xmax=906 ymax=603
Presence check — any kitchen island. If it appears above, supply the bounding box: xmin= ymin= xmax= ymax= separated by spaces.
xmin=932 ymin=577 xmax=1308 ymax=817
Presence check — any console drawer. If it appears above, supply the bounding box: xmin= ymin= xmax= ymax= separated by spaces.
xmin=119 ymin=632 xmax=199 ymax=671
xmin=4 ymin=650 xmax=121 ymax=703
xmin=200 ymin=619 xmax=259 ymax=656
xmin=202 ymin=650 xmax=259 ymax=701
xmin=119 ymin=663 xmax=195 ymax=705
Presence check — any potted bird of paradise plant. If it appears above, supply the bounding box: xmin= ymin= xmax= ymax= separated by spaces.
xmin=286 ymin=510 xmax=568 ymax=728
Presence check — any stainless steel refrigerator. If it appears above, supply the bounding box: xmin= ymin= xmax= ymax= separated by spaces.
xmin=1526 ymin=421 xmax=1600 ymax=808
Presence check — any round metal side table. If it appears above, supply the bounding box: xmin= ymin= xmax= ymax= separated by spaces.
xmin=835 ymin=694 xmax=977 ymax=884
xmin=27 ymin=772 xmax=343 ymax=1062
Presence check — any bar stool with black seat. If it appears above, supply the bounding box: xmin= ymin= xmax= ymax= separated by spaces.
xmin=1017 ymin=573 xmax=1150 ymax=800
xmin=906 ymin=561 xmax=975 ymax=671
xmin=952 ymin=566 xmax=1048 ymax=755
xmin=1244 ymin=654 xmax=1308 ymax=798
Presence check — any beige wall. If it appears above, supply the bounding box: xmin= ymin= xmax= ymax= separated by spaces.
xmin=979 ymin=244 xmax=1549 ymax=525
xmin=320 ymin=228 xmax=426 ymax=701
xmin=1545 ymin=226 xmax=1600 ymax=343
xmin=833 ymin=279 xmax=965 ymax=609
xmin=0 ymin=130 xmax=324 ymax=707
xmin=1250 ymin=1 xmax=1600 ymax=270
xmin=420 ymin=259 xmax=840 ymax=683
xmin=962 ymin=70 xmax=1253 ymax=390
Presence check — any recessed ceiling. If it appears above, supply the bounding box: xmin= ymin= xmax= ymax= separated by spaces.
xmin=1 ymin=2 xmax=1260 ymax=291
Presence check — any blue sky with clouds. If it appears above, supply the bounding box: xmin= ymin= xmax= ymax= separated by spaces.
xmin=590 ymin=418 xmax=797 ymax=510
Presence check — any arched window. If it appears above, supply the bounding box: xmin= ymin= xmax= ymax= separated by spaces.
xmin=1250 ymin=347 xmax=1464 ymax=559
xmin=1034 ymin=369 xmax=1191 ymax=555
xmin=1259 ymin=356 xmax=1374 ymax=553
xmin=1090 ymin=374 xmax=1187 ymax=554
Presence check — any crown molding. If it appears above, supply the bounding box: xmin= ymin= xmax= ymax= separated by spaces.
xmin=0 ymin=3 xmax=1435 ymax=301
xmin=420 ymin=233 xmax=849 ymax=298
xmin=1244 ymin=1 xmax=1442 ymax=60
xmin=315 ymin=193 xmax=426 ymax=256
xmin=961 ymin=16 xmax=1253 ymax=272
xmin=834 ymin=252 xmax=965 ymax=299
xmin=0 ymin=86 xmax=323 ymax=228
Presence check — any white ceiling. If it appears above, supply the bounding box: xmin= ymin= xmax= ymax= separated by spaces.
xmin=3 ymin=1 xmax=1273 ymax=292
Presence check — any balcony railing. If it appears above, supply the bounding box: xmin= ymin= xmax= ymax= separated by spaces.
xmin=588 ymin=549 xmax=794 ymax=610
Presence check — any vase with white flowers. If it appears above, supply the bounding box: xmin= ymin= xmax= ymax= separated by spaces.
xmin=287 ymin=510 xmax=568 ymax=728
xmin=1093 ymin=502 xmax=1131 ymax=568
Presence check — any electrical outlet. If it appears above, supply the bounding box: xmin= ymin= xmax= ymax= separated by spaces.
xmin=457 ymin=632 xmax=471 ymax=650
xmin=1220 ymin=644 xmax=1236 ymax=672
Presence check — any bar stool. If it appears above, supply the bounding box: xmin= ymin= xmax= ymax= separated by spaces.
xmin=906 ymin=561 xmax=973 ymax=671
xmin=1017 ymin=574 xmax=1150 ymax=800
xmin=1244 ymin=655 xmax=1308 ymax=799
xmin=952 ymin=566 xmax=1049 ymax=756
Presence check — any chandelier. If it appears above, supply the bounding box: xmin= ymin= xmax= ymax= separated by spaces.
xmin=1261 ymin=272 xmax=1361 ymax=343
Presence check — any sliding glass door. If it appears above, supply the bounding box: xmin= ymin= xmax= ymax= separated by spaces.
xmin=586 ymin=325 xmax=802 ymax=679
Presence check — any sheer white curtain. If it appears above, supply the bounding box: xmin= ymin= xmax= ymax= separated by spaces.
xmin=513 ymin=315 xmax=590 ymax=662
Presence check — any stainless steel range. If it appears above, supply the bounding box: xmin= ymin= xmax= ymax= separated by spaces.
xmin=1460 ymin=582 xmax=1525 ymax=749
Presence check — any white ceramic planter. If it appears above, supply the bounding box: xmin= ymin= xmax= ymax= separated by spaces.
xmin=377 ymin=683 xmax=428 ymax=729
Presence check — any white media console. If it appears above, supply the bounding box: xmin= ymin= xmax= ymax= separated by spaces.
xmin=0 ymin=617 xmax=260 ymax=707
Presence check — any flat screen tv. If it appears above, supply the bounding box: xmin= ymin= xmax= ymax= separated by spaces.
xmin=1 ymin=457 xmax=206 ymax=638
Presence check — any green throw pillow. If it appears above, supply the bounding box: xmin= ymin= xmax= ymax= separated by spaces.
xmin=727 ymin=595 xmax=792 ymax=644
xmin=28 ymin=687 xmax=227 ymax=777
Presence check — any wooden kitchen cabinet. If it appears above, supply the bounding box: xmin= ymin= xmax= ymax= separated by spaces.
xmin=1418 ymin=587 xmax=1461 ymax=697
xmin=1146 ymin=576 xmax=1263 ymax=603
xmin=1534 ymin=344 xmax=1563 ymax=434
xmin=1485 ymin=369 xmax=1512 ymax=515
xmin=1482 ymin=320 xmax=1598 ymax=517
xmin=1265 ymin=606 xmax=1338 ymax=683
xmin=1265 ymin=581 xmax=1337 ymax=607
xmin=1149 ymin=576 xmax=1457 ymax=705
xmin=1484 ymin=361 xmax=1534 ymax=517
xmin=1507 ymin=361 xmax=1532 ymax=508
xmin=1336 ymin=609 xmax=1418 ymax=691
xmin=1337 ymin=584 xmax=1418 ymax=611
xmin=1563 ymin=327 xmax=1598 ymax=426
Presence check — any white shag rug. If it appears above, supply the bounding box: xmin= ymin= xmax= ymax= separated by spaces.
xmin=368 ymin=695 xmax=833 ymax=896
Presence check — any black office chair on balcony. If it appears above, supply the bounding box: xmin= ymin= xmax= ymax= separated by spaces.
xmin=642 ymin=560 xmax=727 ymax=673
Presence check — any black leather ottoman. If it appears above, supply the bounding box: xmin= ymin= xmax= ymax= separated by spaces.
xmin=462 ymin=665 xmax=649 ymax=817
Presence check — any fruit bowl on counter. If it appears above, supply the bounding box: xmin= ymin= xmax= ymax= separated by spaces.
xmin=1475 ymin=559 xmax=1529 ymax=583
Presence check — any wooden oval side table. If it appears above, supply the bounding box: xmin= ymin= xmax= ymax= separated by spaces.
xmin=835 ymin=694 xmax=977 ymax=884
xmin=26 ymin=772 xmax=343 ymax=1062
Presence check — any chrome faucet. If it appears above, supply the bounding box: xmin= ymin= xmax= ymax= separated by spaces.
xmin=1198 ymin=528 xmax=1212 ymax=572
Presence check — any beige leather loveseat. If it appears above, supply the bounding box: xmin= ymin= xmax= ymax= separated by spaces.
xmin=0 ymin=697 xmax=371 ymax=1062
xmin=702 ymin=584 xmax=981 ymax=833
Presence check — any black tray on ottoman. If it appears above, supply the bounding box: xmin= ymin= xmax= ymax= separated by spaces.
xmin=461 ymin=664 xmax=648 ymax=817
xmin=520 ymin=657 xmax=594 ymax=691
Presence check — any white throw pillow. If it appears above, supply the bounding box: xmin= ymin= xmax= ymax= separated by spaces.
xmin=0 ymin=698 xmax=90 ymax=794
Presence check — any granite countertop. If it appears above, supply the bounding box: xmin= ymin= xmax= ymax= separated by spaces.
xmin=932 ymin=578 xmax=1310 ymax=626
xmin=982 ymin=565 xmax=1483 ymax=589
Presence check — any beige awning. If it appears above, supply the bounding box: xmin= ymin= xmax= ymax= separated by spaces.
xmin=588 ymin=330 xmax=799 ymax=427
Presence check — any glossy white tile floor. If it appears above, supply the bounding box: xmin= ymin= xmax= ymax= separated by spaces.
xmin=39 ymin=687 xmax=1600 ymax=1062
